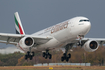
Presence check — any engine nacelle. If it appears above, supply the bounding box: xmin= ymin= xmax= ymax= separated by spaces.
xmin=19 ymin=37 xmax=34 ymax=48
xmin=83 ymin=40 xmax=99 ymax=52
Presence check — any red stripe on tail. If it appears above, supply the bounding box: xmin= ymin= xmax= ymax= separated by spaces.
xmin=18 ymin=23 xmax=23 ymax=34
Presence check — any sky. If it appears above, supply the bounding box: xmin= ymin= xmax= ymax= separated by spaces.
xmin=0 ymin=0 xmax=105 ymax=49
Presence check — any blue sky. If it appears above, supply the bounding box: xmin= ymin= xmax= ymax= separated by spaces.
xmin=0 ymin=0 xmax=105 ymax=48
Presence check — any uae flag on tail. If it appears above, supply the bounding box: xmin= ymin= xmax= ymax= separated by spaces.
xmin=14 ymin=12 xmax=25 ymax=35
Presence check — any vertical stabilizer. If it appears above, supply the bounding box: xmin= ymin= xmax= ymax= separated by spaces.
xmin=14 ymin=12 xmax=25 ymax=35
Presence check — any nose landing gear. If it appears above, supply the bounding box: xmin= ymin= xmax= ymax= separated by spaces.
xmin=77 ymin=35 xmax=84 ymax=46
xmin=25 ymin=47 xmax=35 ymax=60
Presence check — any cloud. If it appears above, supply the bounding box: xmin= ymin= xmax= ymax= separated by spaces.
xmin=0 ymin=46 xmax=24 ymax=54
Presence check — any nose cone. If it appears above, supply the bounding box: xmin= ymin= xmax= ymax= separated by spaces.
xmin=82 ymin=22 xmax=91 ymax=35
xmin=85 ymin=22 xmax=91 ymax=29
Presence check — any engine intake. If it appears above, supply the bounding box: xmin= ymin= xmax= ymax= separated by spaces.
xmin=83 ymin=40 xmax=99 ymax=52
xmin=89 ymin=41 xmax=98 ymax=49
xmin=25 ymin=37 xmax=33 ymax=46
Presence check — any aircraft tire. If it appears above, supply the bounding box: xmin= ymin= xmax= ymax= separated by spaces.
xmin=27 ymin=51 xmax=30 ymax=55
xmin=43 ymin=52 xmax=46 ymax=57
xmin=49 ymin=54 xmax=52 ymax=59
xmin=45 ymin=55 xmax=48 ymax=59
xmin=68 ymin=53 xmax=71 ymax=58
xmin=66 ymin=57 xmax=69 ymax=62
xmin=30 ymin=55 xmax=33 ymax=60
xmin=25 ymin=55 xmax=28 ymax=60
xmin=61 ymin=57 xmax=64 ymax=61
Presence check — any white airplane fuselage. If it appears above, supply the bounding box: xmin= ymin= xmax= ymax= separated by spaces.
xmin=24 ymin=17 xmax=91 ymax=52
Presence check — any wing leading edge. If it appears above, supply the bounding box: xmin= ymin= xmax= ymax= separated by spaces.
xmin=74 ymin=37 xmax=105 ymax=47
xmin=0 ymin=33 xmax=52 ymax=45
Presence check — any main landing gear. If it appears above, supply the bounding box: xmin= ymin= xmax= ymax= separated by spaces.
xmin=25 ymin=47 xmax=35 ymax=60
xmin=61 ymin=44 xmax=73 ymax=62
xmin=43 ymin=50 xmax=52 ymax=59
xmin=61 ymin=53 xmax=71 ymax=62
xmin=25 ymin=51 xmax=34 ymax=60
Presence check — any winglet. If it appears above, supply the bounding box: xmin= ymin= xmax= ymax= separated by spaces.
xmin=14 ymin=12 xmax=25 ymax=35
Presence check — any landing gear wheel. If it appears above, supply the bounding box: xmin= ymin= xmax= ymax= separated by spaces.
xmin=61 ymin=57 xmax=64 ymax=61
xmin=25 ymin=55 xmax=28 ymax=60
xmin=61 ymin=53 xmax=71 ymax=62
xmin=42 ymin=50 xmax=52 ymax=59
xmin=66 ymin=57 xmax=69 ymax=62
xmin=49 ymin=54 xmax=52 ymax=59
xmin=27 ymin=51 xmax=30 ymax=55
xmin=25 ymin=51 xmax=35 ymax=60
xmin=30 ymin=55 xmax=33 ymax=60
xmin=45 ymin=55 xmax=48 ymax=59
xmin=43 ymin=52 xmax=46 ymax=57
xmin=61 ymin=44 xmax=73 ymax=62
xmin=68 ymin=53 xmax=71 ymax=58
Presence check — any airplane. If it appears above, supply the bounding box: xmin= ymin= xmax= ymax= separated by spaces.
xmin=0 ymin=12 xmax=105 ymax=62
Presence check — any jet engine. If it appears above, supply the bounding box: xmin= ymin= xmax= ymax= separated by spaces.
xmin=19 ymin=37 xmax=34 ymax=48
xmin=83 ymin=40 xmax=99 ymax=52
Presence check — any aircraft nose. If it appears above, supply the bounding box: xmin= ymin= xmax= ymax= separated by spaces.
xmin=79 ymin=22 xmax=91 ymax=35
xmin=83 ymin=22 xmax=91 ymax=34
xmin=86 ymin=22 xmax=91 ymax=29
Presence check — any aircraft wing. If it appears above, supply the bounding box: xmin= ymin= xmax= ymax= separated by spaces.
xmin=73 ymin=37 xmax=105 ymax=46
xmin=81 ymin=38 xmax=105 ymax=44
xmin=0 ymin=33 xmax=52 ymax=45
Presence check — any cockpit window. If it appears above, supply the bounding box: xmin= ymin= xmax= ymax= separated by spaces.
xmin=79 ymin=19 xmax=89 ymax=22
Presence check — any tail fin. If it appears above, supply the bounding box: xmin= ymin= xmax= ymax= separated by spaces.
xmin=14 ymin=12 xmax=25 ymax=35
